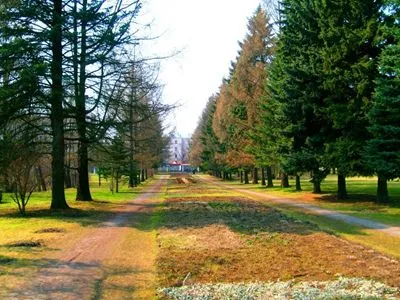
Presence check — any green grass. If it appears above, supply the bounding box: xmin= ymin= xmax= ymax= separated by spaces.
xmin=205 ymin=174 xmax=400 ymax=227
xmin=0 ymin=174 xmax=154 ymax=290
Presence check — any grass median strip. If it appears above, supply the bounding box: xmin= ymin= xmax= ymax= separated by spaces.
xmin=156 ymin=174 xmax=400 ymax=299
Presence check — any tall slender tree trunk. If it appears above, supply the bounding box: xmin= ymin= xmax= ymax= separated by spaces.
xmin=116 ymin=173 xmax=119 ymax=193
xmin=295 ymin=175 xmax=301 ymax=191
xmin=266 ymin=166 xmax=273 ymax=187
xmin=36 ymin=165 xmax=47 ymax=191
xmin=76 ymin=0 xmax=92 ymax=201
xmin=252 ymin=168 xmax=258 ymax=184
xmin=377 ymin=176 xmax=389 ymax=203
xmin=240 ymin=171 xmax=243 ymax=183
xmin=141 ymin=169 xmax=145 ymax=182
xmin=65 ymin=168 xmax=72 ymax=188
xmin=50 ymin=0 xmax=68 ymax=209
xmin=337 ymin=173 xmax=348 ymax=200
xmin=244 ymin=170 xmax=249 ymax=184
xmin=261 ymin=167 xmax=266 ymax=186
xmin=145 ymin=169 xmax=148 ymax=180
xmin=281 ymin=172 xmax=289 ymax=188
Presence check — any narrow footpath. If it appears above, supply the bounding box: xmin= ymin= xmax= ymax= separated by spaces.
xmin=6 ymin=176 xmax=167 ymax=300
xmin=200 ymin=176 xmax=400 ymax=238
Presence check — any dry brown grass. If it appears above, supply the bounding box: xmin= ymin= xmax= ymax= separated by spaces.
xmin=156 ymin=186 xmax=400 ymax=290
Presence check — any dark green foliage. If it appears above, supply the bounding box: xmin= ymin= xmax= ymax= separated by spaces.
xmin=366 ymin=0 xmax=400 ymax=202
xmin=269 ymin=0 xmax=329 ymax=193
xmin=318 ymin=0 xmax=382 ymax=189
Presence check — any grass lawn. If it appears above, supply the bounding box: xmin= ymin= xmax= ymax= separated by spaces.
xmin=0 ymin=174 xmax=153 ymax=294
xmin=156 ymin=174 xmax=400 ymax=299
xmin=203 ymin=174 xmax=400 ymax=227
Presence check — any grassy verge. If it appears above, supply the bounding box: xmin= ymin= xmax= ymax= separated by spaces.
xmin=201 ymin=174 xmax=400 ymax=227
xmin=0 ymin=174 xmax=153 ymax=294
xmin=156 ymin=174 xmax=400 ymax=299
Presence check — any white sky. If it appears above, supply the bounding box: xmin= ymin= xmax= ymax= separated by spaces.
xmin=138 ymin=0 xmax=262 ymax=138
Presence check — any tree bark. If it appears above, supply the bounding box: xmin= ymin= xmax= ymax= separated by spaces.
xmin=377 ymin=176 xmax=389 ymax=203
xmin=261 ymin=168 xmax=266 ymax=186
xmin=337 ymin=173 xmax=348 ymax=200
xmin=281 ymin=172 xmax=289 ymax=188
xmin=116 ymin=173 xmax=119 ymax=193
xmin=36 ymin=165 xmax=47 ymax=191
xmin=266 ymin=166 xmax=273 ymax=187
xmin=50 ymin=0 xmax=69 ymax=209
xmin=295 ymin=174 xmax=301 ymax=191
xmin=141 ymin=169 xmax=145 ymax=182
xmin=76 ymin=0 xmax=92 ymax=201
xmin=244 ymin=170 xmax=249 ymax=184
xmin=313 ymin=181 xmax=321 ymax=193
xmin=240 ymin=171 xmax=243 ymax=183
xmin=65 ymin=168 xmax=72 ymax=188
xmin=252 ymin=168 xmax=258 ymax=184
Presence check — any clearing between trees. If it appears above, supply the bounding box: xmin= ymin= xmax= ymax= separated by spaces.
xmin=0 ymin=174 xmax=399 ymax=299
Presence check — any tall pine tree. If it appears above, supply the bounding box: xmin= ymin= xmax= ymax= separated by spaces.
xmin=366 ymin=0 xmax=400 ymax=202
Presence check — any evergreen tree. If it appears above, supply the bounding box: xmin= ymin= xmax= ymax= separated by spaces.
xmin=318 ymin=0 xmax=382 ymax=199
xmin=213 ymin=6 xmax=274 ymax=181
xmin=270 ymin=0 xmax=329 ymax=193
xmin=366 ymin=0 xmax=400 ymax=202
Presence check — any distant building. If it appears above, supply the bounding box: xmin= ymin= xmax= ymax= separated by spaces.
xmin=159 ymin=134 xmax=191 ymax=172
xmin=168 ymin=134 xmax=190 ymax=164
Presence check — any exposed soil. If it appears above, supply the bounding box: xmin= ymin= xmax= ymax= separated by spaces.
xmin=157 ymin=195 xmax=400 ymax=290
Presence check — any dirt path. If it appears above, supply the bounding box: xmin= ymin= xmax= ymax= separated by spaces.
xmin=200 ymin=176 xmax=400 ymax=238
xmin=5 ymin=176 xmax=167 ymax=300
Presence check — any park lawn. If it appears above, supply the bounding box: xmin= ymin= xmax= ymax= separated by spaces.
xmin=201 ymin=174 xmax=400 ymax=227
xmin=0 ymin=175 xmax=152 ymax=293
xmin=156 ymin=174 xmax=400 ymax=299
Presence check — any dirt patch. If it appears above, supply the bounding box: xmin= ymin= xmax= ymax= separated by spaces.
xmin=159 ymin=224 xmax=243 ymax=250
xmin=156 ymin=197 xmax=400 ymax=289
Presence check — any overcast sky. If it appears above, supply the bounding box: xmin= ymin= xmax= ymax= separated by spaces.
xmin=139 ymin=0 xmax=262 ymax=138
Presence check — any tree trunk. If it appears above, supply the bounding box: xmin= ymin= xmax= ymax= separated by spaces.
xmin=252 ymin=168 xmax=258 ymax=184
xmin=145 ymin=169 xmax=148 ymax=180
xmin=281 ymin=173 xmax=289 ymax=188
xmin=266 ymin=166 xmax=273 ymax=187
xmin=65 ymin=168 xmax=72 ymax=188
xmin=295 ymin=175 xmax=301 ymax=191
xmin=36 ymin=165 xmax=47 ymax=191
xmin=141 ymin=169 xmax=145 ymax=182
xmin=116 ymin=175 xmax=119 ymax=193
xmin=261 ymin=168 xmax=266 ymax=186
xmin=76 ymin=0 xmax=92 ymax=201
xmin=377 ymin=176 xmax=389 ymax=203
xmin=313 ymin=181 xmax=321 ymax=193
xmin=240 ymin=171 xmax=243 ymax=183
xmin=98 ymin=174 xmax=101 ymax=187
xmin=50 ymin=0 xmax=69 ymax=209
xmin=76 ymin=142 xmax=92 ymax=200
xmin=337 ymin=173 xmax=348 ymax=200
xmin=244 ymin=170 xmax=249 ymax=184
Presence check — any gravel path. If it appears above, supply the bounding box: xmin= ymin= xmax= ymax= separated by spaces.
xmin=202 ymin=177 xmax=400 ymax=238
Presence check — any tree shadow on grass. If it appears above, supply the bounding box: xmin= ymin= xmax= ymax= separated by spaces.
xmin=318 ymin=194 xmax=400 ymax=208
xmin=0 ymin=253 xmax=154 ymax=299
xmin=157 ymin=197 xmax=366 ymax=236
